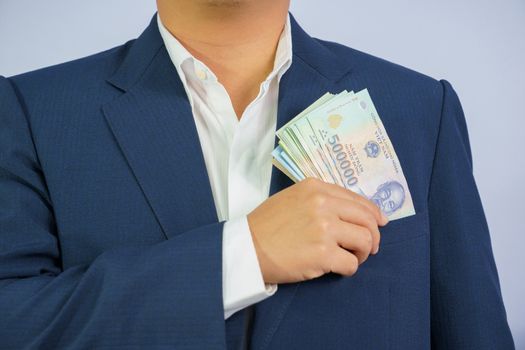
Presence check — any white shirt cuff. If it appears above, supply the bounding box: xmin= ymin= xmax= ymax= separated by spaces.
xmin=222 ymin=216 xmax=278 ymax=319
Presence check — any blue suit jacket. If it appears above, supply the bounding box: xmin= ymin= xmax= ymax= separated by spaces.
xmin=0 ymin=14 xmax=514 ymax=349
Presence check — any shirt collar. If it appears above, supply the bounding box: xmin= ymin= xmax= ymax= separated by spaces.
xmin=157 ymin=13 xmax=292 ymax=84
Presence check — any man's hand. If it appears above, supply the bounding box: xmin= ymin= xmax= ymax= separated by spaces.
xmin=247 ymin=178 xmax=389 ymax=284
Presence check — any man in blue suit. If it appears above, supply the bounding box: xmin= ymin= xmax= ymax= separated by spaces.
xmin=0 ymin=0 xmax=514 ymax=349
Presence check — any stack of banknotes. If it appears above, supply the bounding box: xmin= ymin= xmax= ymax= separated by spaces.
xmin=272 ymin=89 xmax=415 ymax=221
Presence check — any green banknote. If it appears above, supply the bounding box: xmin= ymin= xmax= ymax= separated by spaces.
xmin=273 ymin=89 xmax=415 ymax=220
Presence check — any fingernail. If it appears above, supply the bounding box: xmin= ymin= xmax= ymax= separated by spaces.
xmin=381 ymin=213 xmax=389 ymax=225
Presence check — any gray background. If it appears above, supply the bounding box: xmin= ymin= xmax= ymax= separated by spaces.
xmin=1 ymin=0 xmax=524 ymax=347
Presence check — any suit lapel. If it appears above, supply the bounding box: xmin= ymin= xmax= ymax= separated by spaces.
xmin=102 ymin=16 xmax=218 ymax=239
xmin=253 ymin=59 xmax=334 ymax=350
xmin=253 ymin=15 xmax=357 ymax=349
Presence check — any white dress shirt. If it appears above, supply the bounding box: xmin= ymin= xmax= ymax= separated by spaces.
xmin=157 ymin=15 xmax=292 ymax=319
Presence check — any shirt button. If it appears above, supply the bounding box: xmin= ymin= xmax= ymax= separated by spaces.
xmin=195 ymin=67 xmax=207 ymax=80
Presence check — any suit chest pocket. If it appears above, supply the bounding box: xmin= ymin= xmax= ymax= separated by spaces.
xmin=379 ymin=209 xmax=429 ymax=246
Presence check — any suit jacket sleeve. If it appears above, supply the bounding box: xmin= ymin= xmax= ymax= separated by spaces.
xmin=429 ymin=80 xmax=514 ymax=349
xmin=0 ymin=76 xmax=226 ymax=349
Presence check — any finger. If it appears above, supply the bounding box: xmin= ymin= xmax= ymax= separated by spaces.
xmin=329 ymin=197 xmax=381 ymax=254
xmin=352 ymin=192 xmax=389 ymax=226
xmin=328 ymin=247 xmax=359 ymax=276
xmin=318 ymin=181 xmax=388 ymax=226
xmin=331 ymin=221 xmax=374 ymax=264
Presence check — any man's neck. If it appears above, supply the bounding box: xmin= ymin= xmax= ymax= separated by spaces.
xmin=157 ymin=0 xmax=290 ymax=118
